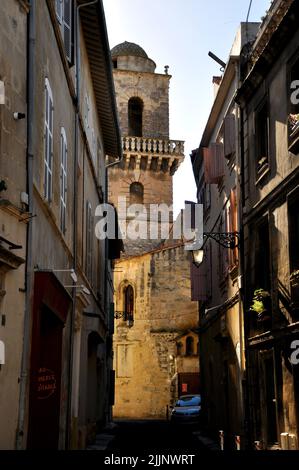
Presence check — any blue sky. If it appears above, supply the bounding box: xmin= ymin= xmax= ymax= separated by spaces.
xmin=103 ymin=0 xmax=271 ymax=214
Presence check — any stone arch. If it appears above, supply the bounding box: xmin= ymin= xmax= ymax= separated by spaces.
xmin=117 ymin=280 xmax=137 ymax=323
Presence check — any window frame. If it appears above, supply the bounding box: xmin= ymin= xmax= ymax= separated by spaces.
xmin=60 ymin=127 xmax=68 ymax=234
xmin=185 ymin=336 xmax=194 ymax=356
xmin=124 ymin=284 xmax=134 ymax=324
xmin=44 ymin=78 xmax=54 ymax=202
xmin=63 ymin=0 xmax=73 ymax=63
xmin=128 ymin=97 xmax=143 ymax=137
xmin=129 ymin=182 xmax=144 ymax=205
xmin=85 ymin=201 xmax=93 ymax=283
xmin=56 ymin=0 xmax=73 ymax=64
xmin=254 ymin=96 xmax=270 ymax=179
xmin=55 ymin=0 xmax=63 ymax=24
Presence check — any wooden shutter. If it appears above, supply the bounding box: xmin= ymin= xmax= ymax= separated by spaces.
xmin=204 ymin=143 xmax=224 ymax=184
xmin=63 ymin=0 xmax=72 ymax=62
xmin=224 ymin=114 xmax=236 ymax=158
xmin=190 ymin=260 xmax=208 ymax=301
xmin=230 ymin=188 xmax=238 ymax=266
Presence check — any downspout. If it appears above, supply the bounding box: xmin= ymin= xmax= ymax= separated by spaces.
xmin=66 ymin=0 xmax=99 ymax=449
xmin=16 ymin=0 xmax=35 ymax=450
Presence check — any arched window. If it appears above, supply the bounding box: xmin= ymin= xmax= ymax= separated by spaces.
xmin=124 ymin=285 xmax=134 ymax=323
xmin=130 ymin=182 xmax=144 ymax=205
xmin=186 ymin=336 xmax=194 ymax=356
xmin=177 ymin=342 xmax=183 ymax=356
xmin=128 ymin=97 xmax=143 ymax=136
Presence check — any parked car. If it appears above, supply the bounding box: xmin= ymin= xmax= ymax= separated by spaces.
xmin=170 ymin=394 xmax=201 ymax=424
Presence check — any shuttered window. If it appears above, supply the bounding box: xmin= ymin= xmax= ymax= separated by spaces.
xmin=229 ymin=189 xmax=238 ymax=268
xmin=203 ymin=143 xmax=224 ymax=184
xmin=44 ymin=78 xmax=53 ymax=202
xmin=224 ymin=113 xmax=236 ymax=158
xmin=60 ymin=128 xmax=67 ymax=234
xmin=190 ymin=260 xmax=208 ymax=301
xmin=86 ymin=201 xmax=93 ymax=283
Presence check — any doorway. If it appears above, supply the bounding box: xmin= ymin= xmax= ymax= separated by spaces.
xmin=27 ymin=306 xmax=64 ymax=449
xmin=260 ymin=350 xmax=278 ymax=446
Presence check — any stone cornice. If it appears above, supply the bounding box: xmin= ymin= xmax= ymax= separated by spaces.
xmin=0 ymin=245 xmax=25 ymax=272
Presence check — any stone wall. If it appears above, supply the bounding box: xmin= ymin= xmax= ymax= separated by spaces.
xmin=113 ymin=69 xmax=170 ymax=139
xmin=113 ymin=245 xmax=199 ymax=419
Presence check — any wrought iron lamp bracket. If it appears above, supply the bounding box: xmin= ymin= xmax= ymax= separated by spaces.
xmin=203 ymin=232 xmax=240 ymax=249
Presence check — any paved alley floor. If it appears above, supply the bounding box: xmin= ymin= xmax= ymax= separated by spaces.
xmin=87 ymin=419 xmax=220 ymax=452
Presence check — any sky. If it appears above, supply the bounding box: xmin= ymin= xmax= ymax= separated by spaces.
xmin=103 ymin=0 xmax=271 ymax=215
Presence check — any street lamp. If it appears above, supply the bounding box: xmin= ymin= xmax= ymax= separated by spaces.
xmin=187 ymin=231 xmax=240 ymax=267
xmin=191 ymin=249 xmax=205 ymax=267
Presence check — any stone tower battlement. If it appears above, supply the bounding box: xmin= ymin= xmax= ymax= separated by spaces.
xmin=108 ymin=41 xmax=184 ymax=255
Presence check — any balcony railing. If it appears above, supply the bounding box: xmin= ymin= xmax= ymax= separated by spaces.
xmin=122 ymin=136 xmax=184 ymax=156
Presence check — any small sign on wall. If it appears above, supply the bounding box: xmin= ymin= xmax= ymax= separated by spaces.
xmin=0 ymin=340 xmax=5 ymax=365
xmin=182 ymin=383 xmax=188 ymax=393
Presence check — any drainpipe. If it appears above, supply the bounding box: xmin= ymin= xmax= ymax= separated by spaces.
xmin=16 ymin=0 xmax=35 ymax=450
xmin=65 ymin=0 xmax=99 ymax=449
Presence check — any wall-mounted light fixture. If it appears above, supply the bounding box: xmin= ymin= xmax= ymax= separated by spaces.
xmin=13 ymin=112 xmax=26 ymax=120
xmin=186 ymin=232 xmax=240 ymax=267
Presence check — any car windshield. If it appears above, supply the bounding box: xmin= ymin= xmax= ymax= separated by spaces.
xmin=175 ymin=396 xmax=201 ymax=407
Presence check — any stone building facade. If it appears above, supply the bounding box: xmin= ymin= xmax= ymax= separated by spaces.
xmin=236 ymin=0 xmax=299 ymax=450
xmin=0 ymin=0 xmax=29 ymax=450
xmin=0 ymin=0 xmax=122 ymax=450
xmin=190 ymin=23 xmax=259 ymax=449
xmin=109 ymin=42 xmax=199 ymax=419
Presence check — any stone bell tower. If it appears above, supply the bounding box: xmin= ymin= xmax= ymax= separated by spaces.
xmin=108 ymin=41 xmax=184 ymax=255
xmin=109 ymin=43 xmax=199 ymax=420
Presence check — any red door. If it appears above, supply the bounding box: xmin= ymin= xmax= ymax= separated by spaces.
xmin=27 ymin=272 xmax=71 ymax=449
xmin=27 ymin=307 xmax=64 ymax=449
